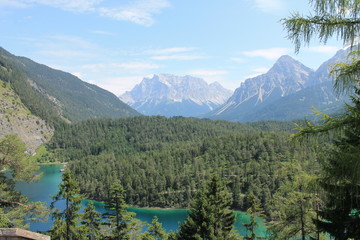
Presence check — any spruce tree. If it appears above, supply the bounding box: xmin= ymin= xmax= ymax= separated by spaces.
xmin=243 ymin=193 xmax=264 ymax=240
xmin=283 ymin=0 xmax=360 ymax=238
xmin=268 ymin=171 xmax=319 ymax=240
xmin=103 ymin=182 xmax=136 ymax=239
xmin=141 ymin=216 xmax=167 ymax=240
xmin=178 ymin=175 xmax=236 ymax=240
xmin=0 ymin=134 xmax=47 ymax=228
xmin=82 ymin=201 xmax=102 ymax=240
xmin=50 ymin=168 xmax=85 ymax=240
xmin=314 ymin=92 xmax=360 ymax=239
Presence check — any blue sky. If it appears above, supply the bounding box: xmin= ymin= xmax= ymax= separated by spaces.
xmin=0 ymin=0 xmax=344 ymax=95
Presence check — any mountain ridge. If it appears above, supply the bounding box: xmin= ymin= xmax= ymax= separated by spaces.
xmin=120 ymin=74 xmax=232 ymax=117
xmin=0 ymin=47 xmax=140 ymax=124
xmin=206 ymin=51 xmax=348 ymax=122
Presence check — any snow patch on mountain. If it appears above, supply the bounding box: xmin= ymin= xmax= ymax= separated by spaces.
xmin=119 ymin=74 xmax=232 ymax=117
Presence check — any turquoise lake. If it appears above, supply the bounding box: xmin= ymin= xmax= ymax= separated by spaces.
xmin=16 ymin=164 xmax=267 ymax=237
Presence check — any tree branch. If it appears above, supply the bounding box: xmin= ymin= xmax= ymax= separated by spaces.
xmin=0 ymin=200 xmax=35 ymax=209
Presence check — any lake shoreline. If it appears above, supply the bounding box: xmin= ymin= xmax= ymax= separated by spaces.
xmin=38 ymin=162 xmax=67 ymax=166
xmin=21 ymin=164 xmax=266 ymax=235
xmin=40 ymin=163 xmax=248 ymax=214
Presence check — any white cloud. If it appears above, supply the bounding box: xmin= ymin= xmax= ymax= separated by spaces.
xmin=49 ymin=35 xmax=96 ymax=49
xmin=148 ymin=47 xmax=204 ymax=61
xmin=146 ymin=47 xmax=196 ymax=55
xmin=242 ymin=47 xmax=290 ymax=60
xmin=306 ymin=45 xmax=340 ymax=54
xmin=230 ymin=57 xmax=245 ymax=63
xmin=41 ymin=49 xmax=94 ymax=57
xmin=253 ymin=0 xmax=285 ymax=13
xmin=116 ymin=62 xmax=161 ymax=70
xmin=251 ymin=67 xmax=269 ymax=73
xmin=242 ymin=67 xmax=269 ymax=80
xmin=81 ymin=61 xmax=160 ymax=74
xmin=98 ymin=0 xmax=170 ymax=26
xmin=95 ymin=76 xmax=144 ymax=96
xmin=81 ymin=63 xmax=106 ymax=72
xmin=36 ymin=35 xmax=99 ymax=59
xmin=0 ymin=0 xmax=30 ymax=8
xmin=187 ymin=70 xmax=228 ymax=77
xmin=185 ymin=70 xmax=230 ymax=87
xmin=34 ymin=0 xmax=101 ymax=12
xmin=243 ymin=73 xmax=263 ymax=79
xmin=2 ymin=0 xmax=101 ymax=12
xmin=71 ymin=72 xmax=86 ymax=79
xmin=90 ymin=30 xmax=116 ymax=36
xmin=2 ymin=0 xmax=170 ymax=26
xmin=152 ymin=55 xmax=204 ymax=61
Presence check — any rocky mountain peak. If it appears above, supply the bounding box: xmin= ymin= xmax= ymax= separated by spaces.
xmin=306 ymin=48 xmax=348 ymax=87
xmin=229 ymin=55 xmax=314 ymax=106
xmin=120 ymin=74 xmax=232 ymax=117
xmin=207 ymin=48 xmax=347 ymax=122
xmin=268 ymin=55 xmax=314 ymax=80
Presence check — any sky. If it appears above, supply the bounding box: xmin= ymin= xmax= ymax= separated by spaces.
xmin=0 ymin=0 xmax=344 ymax=96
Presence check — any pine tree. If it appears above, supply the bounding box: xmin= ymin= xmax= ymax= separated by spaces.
xmin=283 ymin=0 xmax=360 ymax=238
xmin=103 ymin=182 xmax=136 ymax=239
xmin=243 ymin=193 xmax=264 ymax=240
xmin=0 ymin=134 xmax=48 ymax=228
xmin=178 ymin=175 xmax=237 ymax=240
xmin=141 ymin=216 xmax=167 ymax=240
xmin=50 ymin=168 xmax=85 ymax=240
xmin=82 ymin=201 xmax=102 ymax=240
xmin=314 ymin=92 xmax=360 ymax=239
xmin=268 ymin=170 xmax=319 ymax=240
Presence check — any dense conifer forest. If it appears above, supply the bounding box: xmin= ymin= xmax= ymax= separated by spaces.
xmin=47 ymin=116 xmax=319 ymax=219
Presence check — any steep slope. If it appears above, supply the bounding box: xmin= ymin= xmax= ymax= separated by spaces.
xmin=0 ymin=69 xmax=53 ymax=154
xmin=306 ymin=48 xmax=347 ymax=87
xmin=0 ymin=47 xmax=140 ymax=123
xmin=120 ymin=74 xmax=232 ymax=117
xmin=207 ymin=51 xmax=348 ymax=122
xmin=208 ymin=55 xmax=314 ymax=121
xmin=240 ymin=81 xmax=345 ymax=122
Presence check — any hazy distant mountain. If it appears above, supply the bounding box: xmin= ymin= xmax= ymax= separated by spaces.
xmin=0 ymin=47 xmax=140 ymax=124
xmin=206 ymin=52 xmax=348 ymax=122
xmin=120 ymin=74 xmax=232 ymax=117
xmin=306 ymin=48 xmax=347 ymax=87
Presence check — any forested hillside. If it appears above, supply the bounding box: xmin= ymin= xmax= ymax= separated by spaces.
xmin=0 ymin=56 xmax=55 ymax=153
xmin=0 ymin=47 xmax=140 ymax=124
xmin=0 ymin=55 xmax=64 ymax=128
xmin=48 ymin=116 xmax=319 ymax=218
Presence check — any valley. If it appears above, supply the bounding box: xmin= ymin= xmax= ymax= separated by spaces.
xmin=1 ymin=0 xmax=360 ymax=238
xmin=0 ymin=45 xmax=352 ymax=239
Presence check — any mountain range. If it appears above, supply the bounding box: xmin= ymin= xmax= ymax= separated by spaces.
xmin=120 ymin=74 xmax=232 ymax=117
xmin=205 ymin=49 xmax=348 ymax=122
xmin=120 ymin=49 xmax=348 ymax=121
xmin=0 ymin=45 xmax=351 ymax=150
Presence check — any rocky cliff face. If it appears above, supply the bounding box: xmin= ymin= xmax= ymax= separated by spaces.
xmin=306 ymin=48 xmax=347 ymax=87
xmin=0 ymin=81 xmax=53 ymax=154
xmin=120 ymin=74 xmax=232 ymax=117
xmin=210 ymin=55 xmax=313 ymax=118
xmin=206 ymin=51 xmax=348 ymax=122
